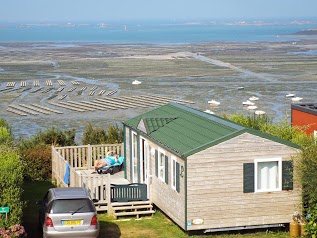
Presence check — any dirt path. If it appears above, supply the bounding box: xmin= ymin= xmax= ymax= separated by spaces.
xmin=189 ymin=52 xmax=275 ymax=82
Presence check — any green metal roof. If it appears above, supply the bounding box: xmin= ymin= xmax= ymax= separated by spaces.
xmin=123 ymin=103 xmax=300 ymax=158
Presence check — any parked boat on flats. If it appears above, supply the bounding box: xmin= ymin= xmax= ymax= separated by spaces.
xmin=208 ymin=100 xmax=220 ymax=106
xmin=285 ymin=93 xmax=295 ymax=98
xmin=291 ymin=97 xmax=302 ymax=102
xmin=242 ymin=100 xmax=255 ymax=106
xmin=249 ymin=96 xmax=259 ymax=101
xmin=204 ymin=109 xmax=215 ymax=114
xmin=247 ymin=105 xmax=258 ymax=110
xmin=132 ymin=80 xmax=142 ymax=85
xmin=255 ymin=110 xmax=266 ymax=115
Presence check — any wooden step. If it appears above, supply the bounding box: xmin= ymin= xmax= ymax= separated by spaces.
xmin=95 ymin=206 xmax=108 ymax=212
xmin=94 ymin=201 xmax=108 ymax=212
xmin=112 ymin=204 xmax=153 ymax=211
xmin=114 ymin=210 xmax=155 ymax=219
xmin=94 ymin=201 xmax=108 ymax=206
xmin=111 ymin=200 xmax=151 ymax=207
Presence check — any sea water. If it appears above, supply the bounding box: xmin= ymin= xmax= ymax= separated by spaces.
xmin=0 ymin=20 xmax=316 ymax=44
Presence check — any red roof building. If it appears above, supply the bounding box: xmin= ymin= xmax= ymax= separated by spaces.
xmin=291 ymin=103 xmax=317 ymax=136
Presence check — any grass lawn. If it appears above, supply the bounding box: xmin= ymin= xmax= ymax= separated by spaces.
xmin=98 ymin=212 xmax=289 ymax=238
xmin=22 ymin=181 xmax=290 ymax=238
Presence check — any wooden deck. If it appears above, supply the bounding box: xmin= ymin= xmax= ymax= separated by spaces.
xmin=52 ymin=144 xmax=155 ymax=218
xmin=76 ymin=169 xmax=130 ymax=185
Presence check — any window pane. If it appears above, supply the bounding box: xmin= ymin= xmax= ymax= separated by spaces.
xmin=133 ymin=134 xmax=137 ymax=157
xmin=159 ymin=152 xmax=165 ymax=180
xmin=160 ymin=153 xmax=164 ymax=166
xmin=172 ymin=160 xmax=176 ymax=188
xmin=51 ymin=199 xmax=94 ymax=214
xmin=132 ymin=133 xmax=138 ymax=183
xmin=257 ymin=161 xmax=278 ymax=190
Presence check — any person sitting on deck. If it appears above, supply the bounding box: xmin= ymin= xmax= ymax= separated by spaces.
xmin=94 ymin=151 xmax=119 ymax=171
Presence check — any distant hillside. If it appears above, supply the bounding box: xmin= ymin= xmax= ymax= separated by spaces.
xmin=294 ymin=28 xmax=317 ymax=35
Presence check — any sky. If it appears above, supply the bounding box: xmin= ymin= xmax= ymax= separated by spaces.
xmin=1 ymin=0 xmax=317 ymax=23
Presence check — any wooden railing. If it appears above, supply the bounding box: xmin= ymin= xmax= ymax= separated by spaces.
xmin=52 ymin=144 xmax=123 ymax=201
xmin=111 ymin=183 xmax=148 ymax=202
xmin=52 ymin=143 xmax=150 ymax=215
xmin=53 ymin=144 xmax=123 ymax=169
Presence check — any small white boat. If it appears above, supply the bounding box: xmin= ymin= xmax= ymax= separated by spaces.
xmin=247 ymin=105 xmax=258 ymax=110
xmin=208 ymin=100 xmax=220 ymax=106
xmin=255 ymin=110 xmax=266 ymax=115
xmin=204 ymin=109 xmax=215 ymax=114
xmin=132 ymin=80 xmax=142 ymax=85
xmin=249 ymin=96 xmax=259 ymax=101
xmin=242 ymin=100 xmax=255 ymax=106
xmin=285 ymin=93 xmax=295 ymax=98
xmin=237 ymin=86 xmax=244 ymax=90
xmin=292 ymin=97 xmax=302 ymax=102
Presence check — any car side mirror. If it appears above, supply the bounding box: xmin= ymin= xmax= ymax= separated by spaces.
xmin=36 ymin=200 xmax=43 ymax=206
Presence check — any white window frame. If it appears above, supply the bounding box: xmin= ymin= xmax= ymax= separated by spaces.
xmin=254 ymin=158 xmax=282 ymax=193
xmin=171 ymin=156 xmax=177 ymax=191
xmin=158 ymin=149 xmax=165 ymax=183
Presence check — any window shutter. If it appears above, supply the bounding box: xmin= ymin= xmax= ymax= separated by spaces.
xmin=243 ymin=163 xmax=254 ymax=193
xmin=282 ymin=160 xmax=293 ymax=190
xmin=165 ymin=155 xmax=169 ymax=184
xmin=176 ymin=162 xmax=180 ymax=193
xmin=155 ymin=150 xmax=158 ymax=177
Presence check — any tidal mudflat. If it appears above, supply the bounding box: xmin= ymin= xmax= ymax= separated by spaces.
xmin=1 ymin=40 xmax=317 ymax=141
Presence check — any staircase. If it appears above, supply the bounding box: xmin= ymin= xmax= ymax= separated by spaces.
xmin=110 ymin=200 xmax=155 ymax=219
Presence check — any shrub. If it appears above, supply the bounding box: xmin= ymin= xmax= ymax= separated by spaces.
xmin=18 ymin=127 xmax=76 ymax=150
xmin=0 ymin=224 xmax=27 ymax=238
xmin=20 ymin=144 xmax=51 ymax=181
xmin=0 ymin=145 xmax=24 ymax=228
xmin=224 ymin=113 xmax=311 ymax=146
xmin=224 ymin=113 xmax=272 ymax=131
xmin=17 ymin=127 xmax=76 ymax=181
xmin=0 ymin=119 xmax=13 ymax=145
xmin=0 ymin=118 xmax=11 ymax=130
xmin=0 ymin=127 xmax=12 ymax=145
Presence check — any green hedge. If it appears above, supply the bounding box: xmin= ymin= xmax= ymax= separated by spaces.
xmin=0 ymin=145 xmax=24 ymax=227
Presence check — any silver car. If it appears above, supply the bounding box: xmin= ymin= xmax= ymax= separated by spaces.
xmin=37 ymin=187 xmax=99 ymax=238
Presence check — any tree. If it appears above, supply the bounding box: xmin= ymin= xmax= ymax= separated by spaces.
xmin=82 ymin=123 xmax=107 ymax=145
xmin=82 ymin=123 xmax=123 ymax=145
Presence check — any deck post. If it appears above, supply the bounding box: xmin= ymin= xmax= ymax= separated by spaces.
xmin=107 ymin=173 xmax=113 ymax=216
xmin=87 ymin=144 xmax=92 ymax=169
xmin=51 ymin=145 xmax=55 ymax=183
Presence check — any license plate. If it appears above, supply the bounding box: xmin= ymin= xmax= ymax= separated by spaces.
xmin=62 ymin=220 xmax=82 ymax=226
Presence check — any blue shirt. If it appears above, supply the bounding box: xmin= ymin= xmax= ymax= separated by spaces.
xmin=101 ymin=156 xmax=116 ymax=166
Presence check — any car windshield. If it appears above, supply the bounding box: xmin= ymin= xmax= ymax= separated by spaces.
xmin=50 ymin=199 xmax=95 ymax=214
